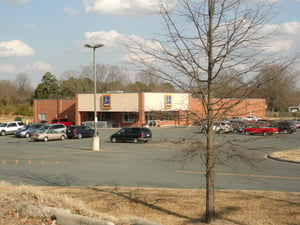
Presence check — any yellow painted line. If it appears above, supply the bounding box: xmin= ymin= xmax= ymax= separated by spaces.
xmin=0 ymin=159 xmax=71 ymax=165
xmin=176 ymin=170 xmax=300 ymax=180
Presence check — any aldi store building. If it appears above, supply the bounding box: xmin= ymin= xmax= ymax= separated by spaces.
xmin=33 ymin=92 xmax=266 ymax=127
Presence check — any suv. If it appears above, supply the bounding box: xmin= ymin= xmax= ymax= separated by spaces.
xmin=110 ymin=127 xmax=152 ymax=143
xmin=273 ymin=121 xmax=297 ymax=134
xmin=51 ymin=118 xmax=73 ymax=127
xmin=0 ymin=121 xmax=24 ymax=136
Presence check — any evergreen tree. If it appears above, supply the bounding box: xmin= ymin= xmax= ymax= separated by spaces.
xmin=34 ymin=72 xmax=59 ymax=99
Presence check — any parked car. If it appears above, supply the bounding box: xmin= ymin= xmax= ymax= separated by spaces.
xmin=243 ymin=126 xmax=278 ymax=136
xmin=110 ymin=127 xmax=152 ymax=143
xmin=31 ymin=129 xmax=67 ymax=142
xmin=0 ymin=121 xmax=24 ymax=136
xmin=28 ymin=123 xmax=66 ymax=136
xmin=293 ymin=119 xmax=300 ymax=129
xmin=200 ymin=121 xmax=233 ymax=134
xmin=15 ymin=123 xmax=44 ymax=138
xmin=66 ymin=125 xmax=95 ymax=139
xmin=51 ymin=118 xmax=73 ymax=127
xmin=230 ymin=120 xmax=249 ymax=133
xmin=214 ymin=121 xmax=233 ymax=133
xmin=243 ymin=115 xmax=261 ymax=122
xmin=272 ymin=121 xmax=297 ymax=134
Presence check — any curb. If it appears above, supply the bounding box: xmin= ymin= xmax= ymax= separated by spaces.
xmin=25 ymin=206 xmax=163 ymax=225
xmin=267 ymin=154 xmax=300 ymax=164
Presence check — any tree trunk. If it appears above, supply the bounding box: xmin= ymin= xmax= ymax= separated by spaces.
xmin=206 ymin=0 xmax=216 ymax=223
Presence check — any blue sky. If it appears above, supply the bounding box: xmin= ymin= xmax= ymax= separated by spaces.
xmin=0 ymin=0 xmax=300 ymax=87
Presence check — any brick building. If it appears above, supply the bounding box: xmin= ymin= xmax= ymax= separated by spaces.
xmin=33 ymin=92 xmax=266 ymax=127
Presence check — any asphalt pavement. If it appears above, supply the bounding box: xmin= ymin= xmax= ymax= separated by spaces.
xmin=0 ymin=126 xmax=299 ymax=192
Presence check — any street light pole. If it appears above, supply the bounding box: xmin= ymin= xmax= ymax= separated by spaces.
xmin=84 ymin=43 xmax=104 ymax=151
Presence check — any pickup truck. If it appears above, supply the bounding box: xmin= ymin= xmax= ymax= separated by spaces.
xmin=243 ymin=126 xmax=278 ymax=136
xmin=51 ymin=118 xmax=73 ymax=127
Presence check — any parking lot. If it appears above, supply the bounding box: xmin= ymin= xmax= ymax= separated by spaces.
xmin=0 ymin=126 xmax=299 ymax=192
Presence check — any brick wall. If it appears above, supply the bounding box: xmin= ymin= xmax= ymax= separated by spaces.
xmin=33 ymin=99 xmax=76 ymax=123
xmin=189 ymin=97 xmax=266 ymax=119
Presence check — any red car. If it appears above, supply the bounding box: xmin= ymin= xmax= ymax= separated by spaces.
xmin=51 ymin=118 xmax=73 ymax=127
xmin=243 ymin=126 xmax=278 ymax=136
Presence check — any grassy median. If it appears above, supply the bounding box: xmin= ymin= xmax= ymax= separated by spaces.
xmin=0 ymin=182 xmax=299 ymax=225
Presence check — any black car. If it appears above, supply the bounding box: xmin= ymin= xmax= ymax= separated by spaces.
xmin=110 ymin=127 xmax=152 ymax=143
xmin=66 ymin=125 xmax=95 ymax=139
xmin=273 ymin=121 xmax=297 ymax=134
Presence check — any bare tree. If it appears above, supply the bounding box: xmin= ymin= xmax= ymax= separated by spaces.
xmin=14 ymin=72 xmax=33 ymax=102
xmin=126 ymin=0 xmax=294 ymax=223
xmin=250 ymin=64 xmax=298 ymax=112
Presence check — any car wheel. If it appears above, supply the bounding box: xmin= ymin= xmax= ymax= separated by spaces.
xmin=111 ymin=137 xmax=117 ymax=143
xmin=43 ymin=137 xmax=48 ymax=142
xmin=61 ymin=135 xmax=65 ymax=140
xmin=25 ymin=133 xmax=30 ymax=138
xmin=283 ymin=130 xmax=288 ymax=134
xmin=77 ymin=133 xmax=82 ymax=139
xmin=245 ymin=131 xmax=251 ymax=135
xmin=133 ymin=138 xmax=138 ymax=143
xmin=0 ymin=130 xmax=5 ymax=136
xmin=263 ymin=131 xmax=268 ymax=136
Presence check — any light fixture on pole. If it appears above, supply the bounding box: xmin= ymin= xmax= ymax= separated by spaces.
xmin=84 ymin=43 xmax=104 ymax=151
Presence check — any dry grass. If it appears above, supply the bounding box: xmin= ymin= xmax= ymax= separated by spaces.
xmin=0 ymin=115 xmax=34 ymax=123
xmin=270 ymin=149 xmax=300 ymax=162
xmin=0 ymin=182 xmax=299 ymax=225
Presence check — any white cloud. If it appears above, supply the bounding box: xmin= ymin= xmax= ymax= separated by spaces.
xmin=263 ymin=40 xmax=293 ymax=52
xmin=261 ymin=21 xmax=300 ymax=53
xmin=84 ymin=30 xmax=158 ymax=50
xmin=64 ymin=8 xmax=79 ymax=16
xmin=84 ymin=30 xmax=123 ymax=47
xmin=83 ymin=30 xmax=160 ymax=63
xmin=0 ymin=40 xmax=34 ymax=57
xmin=24 ymin=61 xmax=51 ymax=72
xmin=83 ymin=0 xmax=177 ymax=16
xmin=25 ymin=24 xmax=37 ymax=29
xmin=0 ymin=64 xmax=15 ymax=73
xmin=6 ymin=0 xmax=28 ymax=4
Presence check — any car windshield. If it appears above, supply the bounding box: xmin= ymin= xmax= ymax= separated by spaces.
xmin=23 ymin=125 xmax=31 ymax=129
xmin=0 ymin=123 xmax=7 ymax=127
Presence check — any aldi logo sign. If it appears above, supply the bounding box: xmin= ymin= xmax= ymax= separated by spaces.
xmin=102 ymin=95 xmax=111 ymax=109
xmin=165 ymin=95 xmax=172 ymax=109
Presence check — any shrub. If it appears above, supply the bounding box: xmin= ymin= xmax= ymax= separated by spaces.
xmin=14 ymin=117 xmax=22 ymax=121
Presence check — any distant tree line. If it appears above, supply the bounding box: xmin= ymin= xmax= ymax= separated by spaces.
xmin=0 ymin=64 xmax=299 ymax=116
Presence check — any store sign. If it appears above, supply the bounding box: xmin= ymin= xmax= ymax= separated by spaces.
xmin=165 ymin=94 xmax=172 ymax=109
xmin=102 ymin=95 xmax=111 ymax=109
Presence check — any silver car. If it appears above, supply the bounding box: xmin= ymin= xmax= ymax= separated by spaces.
xmin=28 ymin=123 xmax=66 ymax=136
xmin=31 ymin=129 xmax=67 ymax=142
xmin=15 ymin=123 xmax=44 ymax=138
